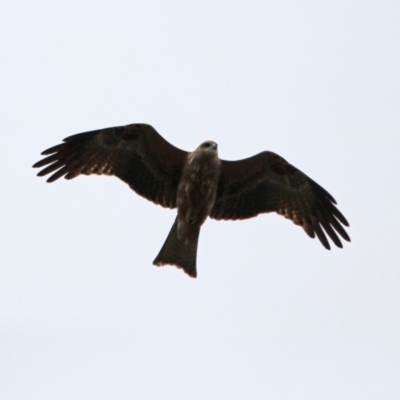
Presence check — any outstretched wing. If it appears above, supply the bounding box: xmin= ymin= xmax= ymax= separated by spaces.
xmin=33 ymin=123 xmax=188 ymax=208
xmin=211 ymin=151 xmax=350 ymax=249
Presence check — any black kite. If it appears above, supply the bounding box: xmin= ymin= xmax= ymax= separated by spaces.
xmin=33 ymin=123 xmax=350 ymax=277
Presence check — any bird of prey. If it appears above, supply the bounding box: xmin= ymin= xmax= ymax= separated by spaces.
xmin=33 ymin=123 xmax=350 ymax=278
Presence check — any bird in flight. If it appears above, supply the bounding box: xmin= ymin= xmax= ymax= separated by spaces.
xmin=33 ymin=123 xmax=350 ymax=278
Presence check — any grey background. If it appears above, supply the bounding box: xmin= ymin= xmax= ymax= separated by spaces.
xmin=1 ymin=1 xmax=400 ymax=399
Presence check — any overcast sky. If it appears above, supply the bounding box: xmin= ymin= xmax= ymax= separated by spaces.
xmin=1 ymin=1 xmax=400 ymax=399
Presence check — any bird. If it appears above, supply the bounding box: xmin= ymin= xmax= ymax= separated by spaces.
xmin=33 ymin=123 xmax=350 ymax=278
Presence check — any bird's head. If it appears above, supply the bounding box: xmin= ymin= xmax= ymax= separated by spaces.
xmin=198 ymin=141 xmax=218 ymax=153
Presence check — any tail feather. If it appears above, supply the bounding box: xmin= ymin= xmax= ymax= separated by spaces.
xmin=153 ymin=218 xmax=199 ymax=278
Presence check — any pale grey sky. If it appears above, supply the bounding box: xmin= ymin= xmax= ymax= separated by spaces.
xmin=1 ymin=1 xmax=400 ymax=399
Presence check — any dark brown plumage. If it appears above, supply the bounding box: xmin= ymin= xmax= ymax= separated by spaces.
xmin=33 ymin=123 xmax=350 ymax=278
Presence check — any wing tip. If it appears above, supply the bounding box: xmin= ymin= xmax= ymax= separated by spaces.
xmin=322 ymin=241 xmax=331 ymax=250
xmin=46 ymin=175 xmax=58 ymax=183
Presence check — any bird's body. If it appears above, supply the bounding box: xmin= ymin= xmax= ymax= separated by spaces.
xmin=154 ymin=141 xmax=220 ymax=276
xmin=33 ymin=123 xmax=350 ymax=278
xmin=176 ymin=141 xmax=220 ymax=240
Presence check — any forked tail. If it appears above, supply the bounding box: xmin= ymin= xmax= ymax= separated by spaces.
xmin=153 ymin=218 xmax=199 ymax=278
